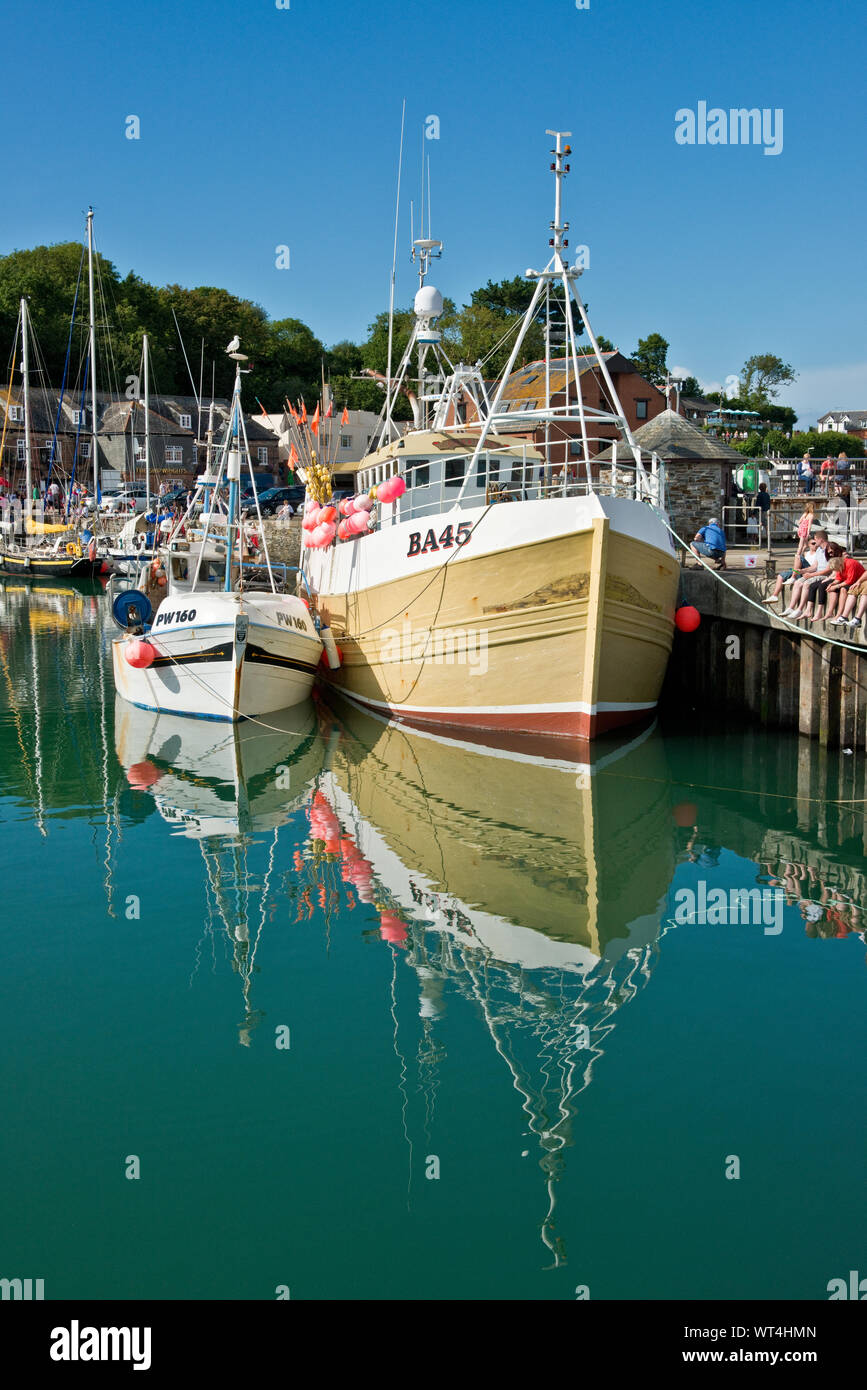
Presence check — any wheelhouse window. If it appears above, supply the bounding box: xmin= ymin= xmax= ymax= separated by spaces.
xmin=444 ymin=457 xmax=467 ymax=487
xmin=475 ymin=453 xmax=500 ymax=485
xmin=408 ymin=461 xmax=430 ymax=487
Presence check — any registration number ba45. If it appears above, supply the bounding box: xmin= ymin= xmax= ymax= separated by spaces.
xmin=407 ymin=522 xmax=472 ymax=557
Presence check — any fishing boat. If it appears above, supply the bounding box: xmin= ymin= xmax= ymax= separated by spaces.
xmin=303 ymin=133 xmax=680 ymax=740
xmin=111 ymin=347 xmax=322 ymax=721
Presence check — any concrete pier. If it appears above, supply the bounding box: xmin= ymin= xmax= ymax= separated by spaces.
xmin=665 ymin=565 xmax=867 ymax=750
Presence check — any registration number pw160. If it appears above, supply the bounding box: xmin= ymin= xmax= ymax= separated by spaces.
xmin=153 ymin=607 xmax=197 ymax=627
xmin=407 ymin=522 xmax=472 ymax=557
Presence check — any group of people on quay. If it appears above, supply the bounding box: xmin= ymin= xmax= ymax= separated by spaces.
xmin=797 ymin=450 xmax=855 ymax=495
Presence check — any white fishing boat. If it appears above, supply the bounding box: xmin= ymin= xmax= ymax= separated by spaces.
xmin=303 ymin=133 xmax=680 ymax=740
xmin=111 ymin=348 xmax=322 ymax=721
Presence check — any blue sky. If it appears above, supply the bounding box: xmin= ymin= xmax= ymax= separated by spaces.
xmin=1 ymin=0 xmax=863 ymax=426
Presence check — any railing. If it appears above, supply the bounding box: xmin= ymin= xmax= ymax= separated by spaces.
xmin=368 ymin=442 xmax=666 ymax=529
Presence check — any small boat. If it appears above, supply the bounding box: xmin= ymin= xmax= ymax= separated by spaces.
xmin=111 ymin=347 xmax=322 ymax=721
xmin=0 ymin=295 xmax=103 ymax=578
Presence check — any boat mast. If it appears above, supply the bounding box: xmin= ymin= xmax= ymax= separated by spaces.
xmin=224 ymin=362 xmax=242 ymax=592
xmin=86 ymin=209 xmax=100 ymax=501
xmin=143 ymin=332 xmax=151 ymax=512
xmin=20 ymin=298 xmax=32 ymax=518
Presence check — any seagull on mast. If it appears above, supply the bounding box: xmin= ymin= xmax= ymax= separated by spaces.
xmin=226 ymin=335 xmax=240 ymax=354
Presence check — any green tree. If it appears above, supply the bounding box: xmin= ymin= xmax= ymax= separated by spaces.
xmin=674 ymin=374 xmax=702 ymax=398
xmin=740 ymin=353 xmax=796 ymax=407
xmin=630 ymin=332 xmax=669 ymax=386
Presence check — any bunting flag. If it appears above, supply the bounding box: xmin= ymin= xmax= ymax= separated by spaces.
xmin=341 ymin=406 xmax=349 ymax=426
xmin=310 ymin=403 xmax=320 ymax=437
xmin=325 ymin=401 xmax=333 ymax=419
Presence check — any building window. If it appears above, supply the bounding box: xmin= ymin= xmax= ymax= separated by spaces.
xmin=569 ymin=440 xmax=582 ymax=457
xmin=635 ymin=399 xmax=649 ymax=420
xmin=257 ymin=447 xmax=269 ymax=465
xmin=340 ymin=435 xmax=351 ymax=449
xmin=72 ymin=409 xmax=82 ymax=426
xmin=444 ymin=458 xmax=466 ymax=487
xmin=17 ymin=439 xmax=26 ymax=461
xmin=80 ymin=442 xmax=91 ymax=459
xmin=179 ymin=413 xmax=192 ymax=430
xmin=166 ymin=446 xmax=183 ymax=464
xmin=9 ymin=405 xmax=22 ymax=423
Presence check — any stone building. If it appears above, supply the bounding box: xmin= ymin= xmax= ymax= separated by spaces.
xmin=597 ymin=408 xmax=746 ymax=544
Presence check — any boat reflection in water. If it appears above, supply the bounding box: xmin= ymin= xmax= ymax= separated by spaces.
xmin=114 ymin=687 xmax=677 ymax=1262
xmin=318 ymin=700 xmax=677 ymax=1265
xmin=114 ymin=698 xmax=326 ymax=1044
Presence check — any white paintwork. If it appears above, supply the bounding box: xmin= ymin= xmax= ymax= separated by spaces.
xmin=112 ymin=590 xmax=321 ymax=721
xmin=305 ymin=492 xmax=673 ymax=599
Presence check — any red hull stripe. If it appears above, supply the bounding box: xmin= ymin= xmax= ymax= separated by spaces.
xmin=325 ymin=684 xmax=656 ymax=741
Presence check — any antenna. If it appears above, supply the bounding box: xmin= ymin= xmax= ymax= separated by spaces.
xmin=384 ymin=100 xmax=406 ymax=440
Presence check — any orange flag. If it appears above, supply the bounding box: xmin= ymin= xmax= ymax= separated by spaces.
xmin=325 ymin=401 xmax=333 ymax=419
xmin=301 ymin=400 xmax=308 ymax=424
xmin=289 ymin=443 xmax=299 ymax=466
xmin=310 ymin=403 xmax=320 ymax=437
xmin=341 ymin=406 xmax=349 ymax=426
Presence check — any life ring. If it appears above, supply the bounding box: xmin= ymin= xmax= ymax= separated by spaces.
xmin=66 ymin=541 xmax=82 ymax=558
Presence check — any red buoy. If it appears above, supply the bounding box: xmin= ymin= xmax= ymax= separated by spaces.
xmin=125 ymin=638 xmax=156 ymax=668
xmin=675 ymin=605 xmax=701 ymax=633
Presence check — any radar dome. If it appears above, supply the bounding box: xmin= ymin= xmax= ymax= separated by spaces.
xmin=414 ymin=285 xmax=444 ymax=318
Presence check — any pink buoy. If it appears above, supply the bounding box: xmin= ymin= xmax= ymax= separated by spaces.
xmin=124 ymin=638 xmax=156 ymax=668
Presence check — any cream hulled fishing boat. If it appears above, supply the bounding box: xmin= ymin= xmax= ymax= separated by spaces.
xmin=303 ymin=133 xmax=679 ymax=740
xmin=111 ymin=348 xmax=322 ymax=721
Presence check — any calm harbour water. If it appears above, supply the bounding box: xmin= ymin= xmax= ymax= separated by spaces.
xmin=0 ymin=579 xmax=865 ymax=1301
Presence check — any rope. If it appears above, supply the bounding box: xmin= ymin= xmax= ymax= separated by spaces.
xmin=326 ymin=500 xmax=498 ymax=642
xmin=668 ymin=516 xmax=866 ymax=654
xmin=597 ymin=767 xmax=867 ymax=808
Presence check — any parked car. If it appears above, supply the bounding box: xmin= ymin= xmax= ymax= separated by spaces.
xmin=247 ymin=486 xmax=306 ymax=516
xmin=101 ymin=483 xmax=150 ymax=515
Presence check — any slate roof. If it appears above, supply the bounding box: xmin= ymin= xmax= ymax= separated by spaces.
xmin=596 ymin=408 xmax=746 ymax=464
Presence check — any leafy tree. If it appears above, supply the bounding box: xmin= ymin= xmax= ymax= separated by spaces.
xmin=674 ymin=374 xmax=702 ymax=398
xmin=630 ymin=332 xmax=669 ymax=386
xmin=740 ymin=353 xmax=796 ymax=407
xmin=789 ymin=430 xmax=864 ymax=459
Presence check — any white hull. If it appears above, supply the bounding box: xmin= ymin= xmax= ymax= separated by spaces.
xmin=112 ymin=591 xmax=322 ymax=721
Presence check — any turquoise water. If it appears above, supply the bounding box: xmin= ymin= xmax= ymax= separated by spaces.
xmin=0 ymin=579 xmax=865 ymax=1300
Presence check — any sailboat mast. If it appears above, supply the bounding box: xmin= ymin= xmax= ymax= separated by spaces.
xmin=86 ymin=209 xmax=99 ymax=500
xmin=143 ymin=333 xmax=151 ymax=512
xmin=20 ymin=298 xmax=32 ymax=516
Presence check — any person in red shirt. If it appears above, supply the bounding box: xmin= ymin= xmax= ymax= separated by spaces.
xmin=820 ymin=456 xmax=835 ymax=494
xmin=825 ymin=552 xmax=866 ymax=623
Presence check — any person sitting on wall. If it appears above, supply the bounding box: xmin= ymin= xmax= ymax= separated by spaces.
xmin=781 ymin=531 xmax=832 ymax=614
xmin=690 ymin=516 xmax=727 ymax=570
xmin=791 ymin=556 xmax=844 ymax=623
xmin=764 ymin=534 xmax=821 ymax=605
xmin=824 ymin=551 xmax=866 ymax=623
xmin=832 ymin=567 xmax=867 ymax=628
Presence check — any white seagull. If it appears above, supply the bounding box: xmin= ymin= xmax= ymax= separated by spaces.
xmin=226 ymin=335 xmax=240 ymax=354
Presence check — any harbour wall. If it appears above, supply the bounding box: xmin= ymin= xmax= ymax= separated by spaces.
xmin=664 ymin=570 xmax=867 ymax=750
